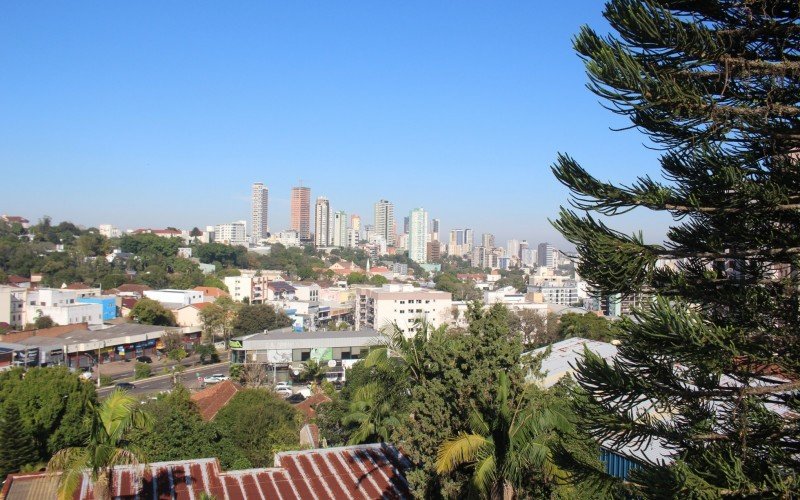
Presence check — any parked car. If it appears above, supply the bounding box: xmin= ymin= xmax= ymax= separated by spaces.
xmin=115 ymin=382 xmax=136 ymax=390
xmin=203 ymin=374 xmax=230 ymax=384
xmin=286 ymin=393 xmax=306 ymax=404
xmin=275 ymin=386 xmax=293 ymax=398
xmin=136 ymin=355 xmax=153 ymax=363
xmin=275 ymin=381 xmax=291 ymax=390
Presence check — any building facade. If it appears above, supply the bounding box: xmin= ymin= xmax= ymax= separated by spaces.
xmin=354 ymin=284 xmax=452 ymax=337
xmin=407 ymin=208 xmax=428 ymax=263
xmin=251 ymin=182 xmax=269 ymax=242
xmin=373 ymin=199 xmax=396 ymax=247
xmin=214 ymin=221 xmax=248 ymax=246
xmin=314 ymin=197 xmax=331 ymax=247
xmin=290 ymin=186 xmax=311 ymax=241
xmin=332 ymin=211 xmax=348 ymax=248
xmin=538 ymin=242 xmax=556 ymax=269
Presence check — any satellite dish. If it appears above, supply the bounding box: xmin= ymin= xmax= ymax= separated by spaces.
xmin=327 ymin=360 xmax=337 ymax=368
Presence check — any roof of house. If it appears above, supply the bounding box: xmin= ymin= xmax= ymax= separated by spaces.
xmin=64 ymin=282 xmax=93 ymax=290
xmin=190 ymin=380 xmax=241 ymax=421
xmin=268 ymin=281 xmax=297 ymax=293
xmin=115 ymin=284 xmax=152 ymax=294
xmin=6 ymin=275 xmax=30 ymax=284
xmin=193 ymin=286 xmax=229 ymax=298
xmin=295 ymin=392 xmax=332 ymax=422
xmin=524 ymin=337 xmax=618 ymax=388
xmin=1 ymin=444 xmax=412 ymax=500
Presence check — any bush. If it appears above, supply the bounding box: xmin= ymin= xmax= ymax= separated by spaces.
xmin=99 ymin=375 xmax=113 ymax=387
xmin=196 ymin=344 xmax=220 ymax=365
xmin=134 ymin=362 xmax=152 ymax=380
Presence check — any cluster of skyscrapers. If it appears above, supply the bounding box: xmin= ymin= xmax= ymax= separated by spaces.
xmin=248 ymin=182 xmax=556 ymax=269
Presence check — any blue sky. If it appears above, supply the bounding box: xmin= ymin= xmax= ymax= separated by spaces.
xmin=1 ymin=1 xmax=673 ymax=248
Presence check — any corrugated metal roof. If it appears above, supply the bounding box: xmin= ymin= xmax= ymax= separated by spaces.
xmin=524 ymin=337 xmax=618 ymax=387
xmin=2 ymin=444 xmax=412 ymax=500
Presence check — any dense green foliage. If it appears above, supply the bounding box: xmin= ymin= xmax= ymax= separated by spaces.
xmin=214 ymin=389 xmax=300 ymax=467
xmin=0 ymin=367 xmax=96 ymax=465
xmin=0 ymin=401 xmax=38 ymax=479
xmin=48 ymin=389 xmax=152 ymax=500
xmin=434 ymin=272 xmax=481 ymax=301
xmin=552 ymin=1 xmax=800 ymax=496
xmin=128 ymin=297 xmax=176 ymax=326
xmin=231 ymin=303 xmax=292 ymax=336
xmin=316 ymin=307 xmax=601 ymax=498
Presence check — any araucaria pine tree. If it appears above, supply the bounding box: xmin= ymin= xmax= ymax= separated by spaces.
xmin=0 ymin=401 xmax=37 ymax=479
xmin=552 ymin=1 xmax=800 ymax=497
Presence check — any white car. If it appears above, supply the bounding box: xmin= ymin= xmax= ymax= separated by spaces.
xmin=275 ymin=386 xmax=293 ymax=398
xmin=275 ymin=381 xmax=291 ymax=390
xmin=203 ymin=374 xmax=230 ymax=384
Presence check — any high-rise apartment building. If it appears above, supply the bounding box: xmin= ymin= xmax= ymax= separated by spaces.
xmin=507 ymin=239 xmax=520 ymax=260
xmin=538 ymin=242 xmax=556 ymax=269
xmin=430 ymin=218 xmax=440 ymax=242
xmin=291 ymin=186 xmax=311 ymax=241
xmin=251 ymin=182 xmax=269 ymax=242
xmin=448 ymin=228 xmax=474 ymax=256
xmin=314 ymin=197 xmax=331 ymax=247
xmin=482 ymin=233 xmax=495 ymax=249
xmin=349 ymin=214 xmax=362 ymax=247
xmin=408 ymin=208 xmax=428 ymax=263
xmin=426 ymin=240 xmax=441 ymax=262
xmin=403 ymin=216 xmax=410 ymax=235
xmin=332 ymin=211 xmax=348 ymax=248
xmin=519 ymin=240 xmax=529 ymax=259
xmin=374 ymin=199 xmax=396 ymax=247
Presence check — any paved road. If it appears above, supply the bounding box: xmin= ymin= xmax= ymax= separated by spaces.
xmin=98 ymin=362 xmax=230 ymax=397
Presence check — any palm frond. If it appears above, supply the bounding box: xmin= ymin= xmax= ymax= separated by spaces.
xmin=436 ymin=433 xmax=491 ymax=474
xmin=472 ymin=454 xmax=496 ymax=496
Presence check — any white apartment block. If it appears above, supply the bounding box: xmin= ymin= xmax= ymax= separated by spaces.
xmin=408 ymin=208 xmax=428 ymax=264
xmin=251 ymin=182 xmax=269 ymax=242
xmin=0 ymin=285 xmax=25 ymax=328
xmin=315 ymin=197 xmax=332 ymax=247
xmin=223 ymin=271 xmax=281 ymax=303
xmin=98 ymin=224 xmax=122 ymax=238
xmin=214 ymin=221 xmax=248 ymax=246
xmin=374 ymin=200 xmax=396 ymax=247
xmin=143 ymin=289 xmax=205 ymax=308
xmin=268 ymin=230 xmax=302 ymax=248
xmin=528 ymin=283 xmax=580 ymax=306
xmin=354 ymin=284 xmax=452 ymax=337
xmin=22 ymin=288 xmax=103 ymax=326
xmin=293 ymin=283 xmax=321 ymax=302
xmin=332 ymin=211 xmax=348 ymax=248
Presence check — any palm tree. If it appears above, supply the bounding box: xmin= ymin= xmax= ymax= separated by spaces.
xmin=364 ymin=318 xmax=445 ymax=383
xmin=341 ymin=382 xmax=402 ymax=445
xmin=436 ymin=373 xmax=568 ymax=500
xmin=47 ymin=389 xmax=152 ymax=500
xmin=301 ymin=359 xmax=325 ymax=384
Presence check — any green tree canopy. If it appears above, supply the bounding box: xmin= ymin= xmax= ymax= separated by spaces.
xmin=0 ymin=401 xmax=38 ymax=479
xmin=231 ymin=304 xmax=292 ymax=336
xmin=0 ymin=367 xmax=96 ymax=462
xmin=551 ymin=1 xmax=800 ymax=496
xmin=213 ymin=389 xmax=300 ymax=468
xmin=128 ymin=297 xmax=176 ymax=326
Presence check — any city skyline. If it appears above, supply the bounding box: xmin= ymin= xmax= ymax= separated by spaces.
xmin=2 ymin=2 xmax=673 ymax=247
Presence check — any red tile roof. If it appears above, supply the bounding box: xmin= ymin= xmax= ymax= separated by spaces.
xmin=296 ymin=392 xmax=332 ymax=422
xmin=116 ymin=284 xmax=152 ymax=294
xmin=190 ymin=380 xmax=241 ymax=421
xmin=6 ymin=275 xmax=30 ymax=284
xmin=64 ymin=282 xmax=93 ymax=290
xmin=2 ymin=444 xmax=412 ymax=500
xmin=193 ymin=286 xmax=229 ymax=298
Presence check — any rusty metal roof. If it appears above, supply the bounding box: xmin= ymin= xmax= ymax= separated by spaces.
xmin=2 ymin=444 xmax=412 ymax=500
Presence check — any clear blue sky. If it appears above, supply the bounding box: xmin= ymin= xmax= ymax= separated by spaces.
xmin=1 ymin=1 xmax=672 ymax=248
